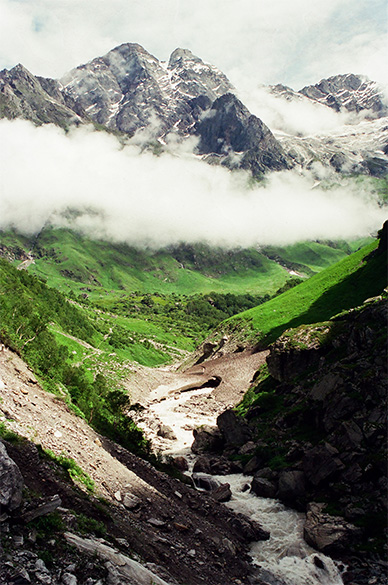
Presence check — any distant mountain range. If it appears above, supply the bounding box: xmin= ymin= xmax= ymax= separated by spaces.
xmin=1 ymin=43 xmax=387 ymax=177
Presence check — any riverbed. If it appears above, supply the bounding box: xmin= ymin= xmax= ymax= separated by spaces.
xmin=140 ymin=382 xmax=346 ymax=585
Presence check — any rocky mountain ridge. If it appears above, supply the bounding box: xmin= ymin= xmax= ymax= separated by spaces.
xmin=270 ymin=74 xmax=387 ymax=118
xmin=1 ymin=43 xmax=387 ymax=177
xmin=299 ymin=73 xmax=387 ymax=117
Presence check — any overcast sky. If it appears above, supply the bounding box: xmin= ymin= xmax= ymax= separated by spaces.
xmin=0 ymin=0 xmax=387 ymax=90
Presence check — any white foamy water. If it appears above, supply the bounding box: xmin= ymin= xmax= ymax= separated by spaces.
xmin=212 ymin=473 xmax=345 ymax=585
xmin=147 ymin=386 xmax=215 ymax=455
xmin=146 ymin=385 xmax=345 ymax=585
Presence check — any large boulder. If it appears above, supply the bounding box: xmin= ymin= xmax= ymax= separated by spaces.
xmin=277 ymin=470 xmax=306 ymax=505
xmin=303 ymin=443 xmax=344 ymax=486
xmin=304 ymin=503 xmax=362 ymax=553
xmin=192 ymin=473 xmax=220 ymax=492
xmin=217 ymin=410 xmax=252 ymax=448
xmin=212 ymin=483 xmax=232 ymax=503
xmin=250 ymin=477 xmax=277 ymax=499
xmin=0 ymin=441 xmax=24 ymax=511
xmin=191 ymin=425 xmax=223 ymax=454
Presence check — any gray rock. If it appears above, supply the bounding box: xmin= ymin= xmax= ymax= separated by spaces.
xmin=147 ymin=518 xmax=167 ymax=528
xmin=191 ymin=425 xmax=223 ymax=454
xmin=21 ymin=494 xmax=62 ymax=523
xmin=192 ymin=456 xmax=211 ymax=474
xmin=211 ymin=483 xmax=232 ymax=502
xmin=192 ymin=473 xmax=220 ymax=492
xmin=277 ymin=470 xmax=306 ymax=503
xmin=62 ymin=573 xmax=77 ymax=585
xmin=304 ymin=502 xmax=362 ymax=553
xmin=172 ymin=456 xmax=188 ymax=471
xmin=303 ymin=443 xmax=344 ymax=486
xmin=239 ymin=441 xmax=256 ymax=455
xmin=157 ymin=424 xmax=176 ymax=441
xmin=7 ymin=568 xmax=31 ymax=584
xmin=267 ymin=342 xmax=321 ymax=382
xmin=0 ymin=64 xmax=81 ymax=128
xmin=250 ymin=477 xmax=277 ymax=499
xmin=195 ymin=93 xmax=290 ymax=176
xmin=60 ymin=43 xmax=233 ymax=138
xmin=217 ymin=409 xmax=252 ymax=447
xmin=334 ymin=420 xmax=364 ymax=451
xmin=230 ymin=515 xmax=270 ymax=542
xmin=122 ymin=494 xmax=141 ymax=510
xmin=0 ymin=440 xmax=24 ymax=511
xmin=300 ymin=74 xmax=388 ymax=117
xmin=310 ymin=373 xmax=343 ymax=401
xmin=254 ymin=467 xmax=277 ymax=480
xmin=64 ymin=532 xmax=171 ymax=585
xmin=243 ymin=455 xmax=263 ymax=474
xmin=209 ymin=456 xmax=241 ymax=475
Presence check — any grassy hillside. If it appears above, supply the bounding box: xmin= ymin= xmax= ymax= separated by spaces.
xmin=0 ymin=258 xmax=196 ymax=455
xmin=218 ymin=235 xmax=387 ymax=348
xmin=0 ymin=227 xmax=372 ymax=300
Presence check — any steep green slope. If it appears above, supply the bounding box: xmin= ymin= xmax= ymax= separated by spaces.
xmin=219 ymin=233 xmax=387 ymax=348
xmin=0 ymin=228 xmax=288 ymax=296
xmin=0 ymin=227 xmax=371 ymax=299
xmin=0 ymin=258 xmax=195 ymax=455
xmin=261 ymin=239 xmax=370 ymax=275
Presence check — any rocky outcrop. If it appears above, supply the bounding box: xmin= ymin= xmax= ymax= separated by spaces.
xmin=64 ymin=532 xmax=172 ymax=585
xmin=250 ymin=476 xmax=277 ymax=499
xmin=0 ymin=64 xmax=81 ymax=127
xmin=266 ymin=325 xmax=326 ymax=381
xmin=215 ymin=298 xmax=388 ymax=554
xmin=304 ymin=503 xmax=362 ymax=554
xmin=217 ymin=408 xmax=252 ymax=448
xmin=195 ymin=93 xmax=291 ymax=176
xmin=191 ymin=424 xmax=223 ymax=454
xmin=0 ymin=440 xmax=23 ymax=512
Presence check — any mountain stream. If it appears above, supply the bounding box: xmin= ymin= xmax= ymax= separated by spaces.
xmin=141 ymin=383 xmax=346 ymax=585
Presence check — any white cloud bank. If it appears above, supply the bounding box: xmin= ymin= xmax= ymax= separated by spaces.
xmin=236 ymin=86 xmax=355 ymax=137
xmin=0 ymin=120 xmax=385 ymax=248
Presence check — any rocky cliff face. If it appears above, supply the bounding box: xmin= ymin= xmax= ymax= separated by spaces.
xmin=195 ymin=93 xmax=291 ymax=174
xmin=276 ymin=115 xmax=388 ymax=177
xmin=268 ymin=75 xmax=388 ymax=176
xmin=0 ymin=64 xmax=81 ymax=127
xmin=215 ymin=296 xmax=387 ymax=556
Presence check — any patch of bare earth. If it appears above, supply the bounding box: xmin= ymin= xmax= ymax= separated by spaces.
xmin=0 ymin=347 xmax=268 ymax=585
